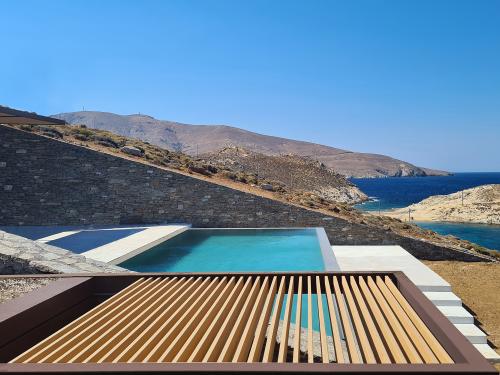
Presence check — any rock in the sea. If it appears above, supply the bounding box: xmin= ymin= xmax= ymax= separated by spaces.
xmin=120 ymin=145 xmax=143 ymax=157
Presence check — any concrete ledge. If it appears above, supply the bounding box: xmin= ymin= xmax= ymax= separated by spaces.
xmin=473 ymin=344 xmax=500 ymax=363
xmin=437 ymin=306 xmax=474 ymax=324
xmin=82 ymin=225 xmax=190 ymax=265
xmin=455 ymin=324 xmax=488 ymax=344
xmin=423 ymin=291 xmax=462 ymax=306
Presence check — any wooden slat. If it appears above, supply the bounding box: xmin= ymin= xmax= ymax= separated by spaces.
xmin=315 ymin=276 xmax=329 ymax=363
xmin=159 ymin=277 xmax=229 ymax=362
xmin=262 ymin=276 xmax=286 ymax=363
xmin=145 ymin=277 xmax=220 ymax=362
xmin=324 ymin=276 xmax=345 ymax=363
xmin=111 ymin=277 xmax=200 ymax=363
xmin=174 ymin=277 xmax=237 ymax=362
xmin=99 ymin=277 xmax=190 ymax=363
xmin=125 ymin=277 xmax=208 ymax=362
xmin=278 ymin=276 xmax=294 ymax=363
xmin=247 ymin=276 xmax=278 ymax=363
xmin=341 ymin=276 xmax=376 ymax=364
xmin=82 ymin=277 xmax=180 ymax=363
xmin=41 ymin=278 xmax=165 ymax=363
xmin=367 ymin=276 xmax=422 ymax=364
xmin=307 ymin=276 xmax=314 ymax=363
xmin=349 ymin=276 xmax=391 ymax=364
xmin=13 ymin=277 xmax=148 ymax=363
xmin=358 ymin=276 xmax=407 ymax=364
xmin=63 ymin=278 xmax=177 ymax=363
xmin=232 ymin=277 xmax=270 ymax=362
xmin=292 ymin=276 xmax=302 ymax=363
xmin=333 ymin=276 xmax=361 ymax=364
xmin=384 ymin=276 xmax=453 ymax=364
xmin=188 ymin=277 xmax=245 ymax=362
xmin=218 ymin=277 xmax=261 ymax=362
xmin=203 ymin=277 xmax=254 ymax=362
xmin=375 ymin=276 xmax=438 ymax=364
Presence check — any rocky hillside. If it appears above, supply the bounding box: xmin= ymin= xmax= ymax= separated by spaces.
xmin=201 ymin=147 xmax=367 ymax=204
xmin=383 ymin=185 xmax=500 ymax=224
xmin=9 ymin=123 xmax=498 ymax=260
xmin=54 ymin=111 xmax=450 ymax=178
xmin=13 ymin=123 xmax=365 ymax=206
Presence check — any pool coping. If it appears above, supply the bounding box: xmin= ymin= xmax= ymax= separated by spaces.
xmin=81 ymin=225 xmax=191 ymax=265
xmin=315 ymin=228 xmax=338 ymax=271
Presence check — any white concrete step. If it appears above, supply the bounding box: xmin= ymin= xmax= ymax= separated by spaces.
xmin=455 ymin=324 xmax=488 ymax=344
xmin=437 ymin=306 xmax=474 ymax=324
xmin=473 ymin=344 xmax=500 ymax=363
xmin=423 ymin=291 xmax=462 ymax=306
xmin=331 ymin=246 xmax=452 ymax=292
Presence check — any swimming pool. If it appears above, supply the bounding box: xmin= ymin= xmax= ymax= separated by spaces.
xmin=120 ymin=228 xmax=328 ymax=272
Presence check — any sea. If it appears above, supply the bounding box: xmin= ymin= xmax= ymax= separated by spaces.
xmin=352 ymin=172 xmax=500 ymax=251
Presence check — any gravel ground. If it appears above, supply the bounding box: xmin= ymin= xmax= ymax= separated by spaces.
xmin=0 ymin=278 xmax=58 ymax=304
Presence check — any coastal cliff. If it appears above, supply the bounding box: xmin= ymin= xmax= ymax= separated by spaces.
xmin=382 ymin=184 xmax=500 ymax=224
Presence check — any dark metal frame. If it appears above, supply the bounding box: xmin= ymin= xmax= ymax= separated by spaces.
xmin=0 ymin=272 xmax=496 ymax=374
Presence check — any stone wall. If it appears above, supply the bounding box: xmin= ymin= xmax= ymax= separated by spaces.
xmin=0 ymin=125 xmax=483 ymax=261
xmin=0 ymin=230 xmax=126 ymax=274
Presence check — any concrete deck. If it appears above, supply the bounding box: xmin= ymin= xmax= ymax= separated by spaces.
xmin=81 ymin=225 xmax=190 ymax=264
xmin=330 ymin=245 xmax=451 ymax=292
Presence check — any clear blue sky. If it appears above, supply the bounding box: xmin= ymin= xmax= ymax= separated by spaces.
xmin=2 ymin=0 xmax=499 ymax=172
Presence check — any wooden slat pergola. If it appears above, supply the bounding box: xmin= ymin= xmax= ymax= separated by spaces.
xmin=0 ymin=272 xmax=495 ymax=374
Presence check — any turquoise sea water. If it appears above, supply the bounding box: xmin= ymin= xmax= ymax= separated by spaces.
xmin=352 ymin=172 xmax=500 ymax=250
xmin=121 ymin=228 xmax=325 ymax=272
xmin=416 ymin=222 xmax=500 ymax=251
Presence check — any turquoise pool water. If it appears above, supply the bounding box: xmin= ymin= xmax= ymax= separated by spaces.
xmin=122 ymin=228 xmax=328 ymax=332
xmin=121 ymin=228 xmax=325 ymax=272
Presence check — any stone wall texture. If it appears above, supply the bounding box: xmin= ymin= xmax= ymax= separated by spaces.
xmin=0 ymin=125 xmax=483 ymax=261
xmin=0 ymin=230 xmax=126 ymax=274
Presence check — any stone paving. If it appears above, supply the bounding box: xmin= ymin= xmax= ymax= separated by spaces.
xmin=0 ymin=230 xmax=126 ymax=274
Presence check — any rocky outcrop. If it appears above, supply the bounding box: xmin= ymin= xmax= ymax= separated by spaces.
xmin=120 ymin=145 xmax=143 ymax=156
xmin=382 ymin=185 xmax=500 ymax=224
xmin=201 ymin=147 xmax=368 ymax=204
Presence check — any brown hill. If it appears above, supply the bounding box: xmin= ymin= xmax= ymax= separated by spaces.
xmin=201 ymin=147 xmax=368 ymax=204
xmin=53 ymin=111 xmax=450 ymax=178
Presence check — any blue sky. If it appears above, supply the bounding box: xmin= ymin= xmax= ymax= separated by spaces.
xmin=2 ymin=0 xmax=499 ymax=172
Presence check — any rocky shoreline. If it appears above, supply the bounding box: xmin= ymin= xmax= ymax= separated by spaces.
xmin=381 ymin=184 xmax=500 ymax=225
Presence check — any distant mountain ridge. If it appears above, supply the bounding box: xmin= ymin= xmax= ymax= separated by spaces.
xmin=54 ymin=111 xmax=450 ymax=178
